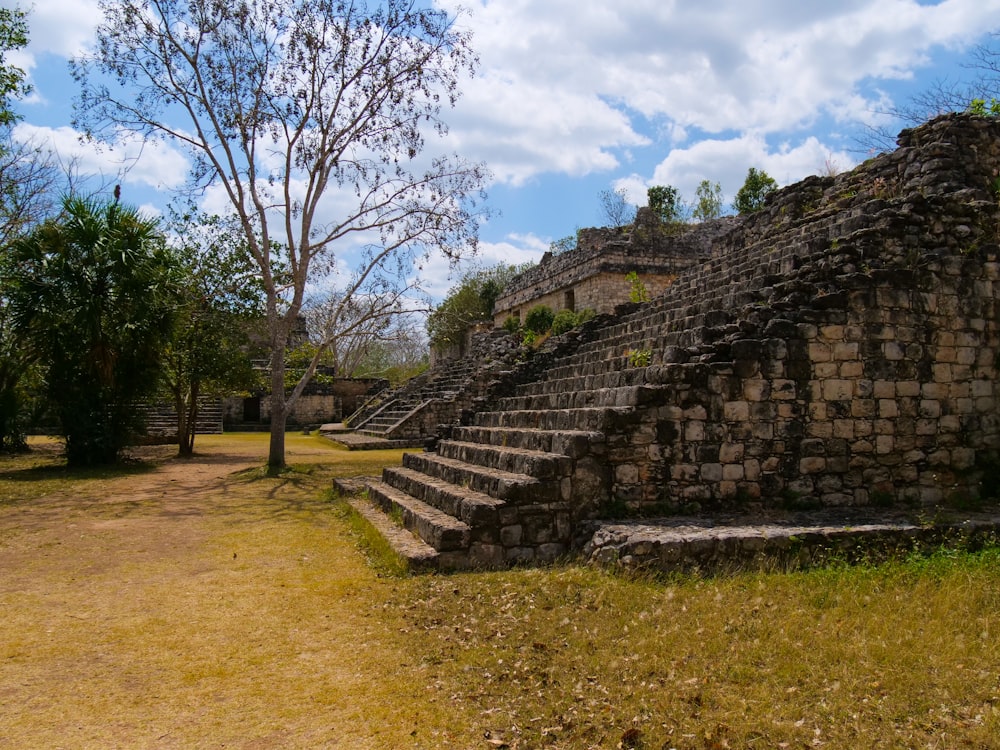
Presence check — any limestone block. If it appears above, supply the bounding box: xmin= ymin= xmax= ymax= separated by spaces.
xmin=814 ymin=363 xmax=838 ymax=379
xmin=501 ymin=524 xmax=523 ymax=547
xmin=839 ymin=361 xmax=864 ymax=378
xmin=685 ymin=421 xmax=705 ymax=441
xmin=822 ymin=379 xmax=854 ymax=401
xmin=810 ymin=342 xmax=832 ymax=362
xmin=744 ymin=379 xmax=769 ymax=401
xmin=700 ymin=463 xmax=723 ymax=482
xmin=876 ymin=435 xmax=895 ymax=454
xmin=722 ymin=464 xmax=744 ymax=481
xmin=723 ymin=401 xmax=750 ymax=421
xmin=874 ymin=380 xmax=895 ymax=399
xmin=883 ymin=341 xmax=905 ymax=360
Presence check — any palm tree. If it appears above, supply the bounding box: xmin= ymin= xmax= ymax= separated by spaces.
xmin=10 ymin=196 xmax=180 ymax=465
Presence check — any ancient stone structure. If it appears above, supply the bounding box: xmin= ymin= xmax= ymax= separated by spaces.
xmin=491 ymin=210 xmax=728 ymax=325
xmin=345 ymin=329 xmax=521 ymax=442
xmin=358 ymin=113 xmax=1000 ymax=570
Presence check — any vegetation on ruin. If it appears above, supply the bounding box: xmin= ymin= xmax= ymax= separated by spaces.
xmin=1 ymin=434 xmax=998 ymax=748
xmin=734 ymin=166 xmax=779 ymax=214
xmin=427 ymin=263 xmax=534 ymax=351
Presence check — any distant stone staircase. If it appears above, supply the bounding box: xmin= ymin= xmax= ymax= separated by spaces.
xmin=354 ymin=113 xmax=1000 ymax=571
xmin=345 ymin=328 xmax=519 ymax=443
xmin=140 ymin=398 xmax=224 ymax=438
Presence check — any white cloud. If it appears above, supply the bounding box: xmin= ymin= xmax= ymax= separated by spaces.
xmin=436 ymin=0 xmax=1000 ymax=184
xmin=644 ymin=133 xmax=856 ymax=206
xmin=414 ymin=232 xmax=549 ymax=301
xmin=22 ymin=0 xmax=102 ymax=62
xmin=13 ymin=123 xmax=190 ymax=192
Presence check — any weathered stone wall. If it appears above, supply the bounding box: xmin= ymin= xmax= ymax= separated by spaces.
xmin=604 ymin=114 xmax=1000 ymax=511
xmin=482 ymin=113 xmax=1000 ymax=513
xmin=492 ymin=214 xmax=731 ymax=325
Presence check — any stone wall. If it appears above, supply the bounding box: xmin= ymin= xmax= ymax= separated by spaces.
xmin=492 ymin=213 xmax=731 ymax=325
xmin=483 ymin=113 xmax=1000 ymax=512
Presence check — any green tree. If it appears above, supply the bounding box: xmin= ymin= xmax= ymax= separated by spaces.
xmin=693 ymin=179 xmax=723 ymax=221
xmin=427 ymin=264 xmax=531 ymax=351
xmin=0 ymin=6 xmax=29 ymax=128
xmin=0 ymin=6 xmax=61 ymax=452
xmin=647 ymin=185 xmax=683 ymax=223
xmin=163 ymin=213 xmax=265 ymax=456
xmin=733 ymin=168 xmax=778 ymax=215
xmin=9 ymin=197 xmax=181 ymax=465
xmin=74 ymin=0 xmax=489 ymax=469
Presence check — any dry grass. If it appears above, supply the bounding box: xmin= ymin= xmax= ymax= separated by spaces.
xmin=2 ymin=434 xmax=1000 ymax=749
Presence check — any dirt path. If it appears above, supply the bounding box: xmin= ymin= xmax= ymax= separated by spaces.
xmin=0 ymin=435 xmax=455 ymax=749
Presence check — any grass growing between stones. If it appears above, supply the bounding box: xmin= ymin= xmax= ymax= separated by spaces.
xmin=2 ymin=433 xmax=999 ymax=748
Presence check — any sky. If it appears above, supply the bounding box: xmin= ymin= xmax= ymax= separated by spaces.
xmin=9 ymin=0 xmax=1000 ymax=301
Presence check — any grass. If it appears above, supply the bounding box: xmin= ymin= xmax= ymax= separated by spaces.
xmin=2 ymin=433 xmax=1000 ymax=748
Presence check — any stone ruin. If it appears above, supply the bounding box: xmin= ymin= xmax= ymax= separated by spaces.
xmin=348 ymin=113 xmax=1000 ymax=571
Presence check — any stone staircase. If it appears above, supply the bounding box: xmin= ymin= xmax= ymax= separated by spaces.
xmin=345 ymin=328 xmax=520 ymax=443
xmin=140 ymin=398 xmax=223 ymax=437
xmin=353 ymin=113 xmax=1000 ymax=571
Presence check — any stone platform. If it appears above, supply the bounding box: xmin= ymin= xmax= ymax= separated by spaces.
xmin=583 ymin=505 xmax=1000 ymax=573
xmin=319 ymin=428 xmax=424 ymax=451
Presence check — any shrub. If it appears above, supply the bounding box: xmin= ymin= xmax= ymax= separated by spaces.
xmin=550 ymin=309 xmax=579 ymax=336
xmin=524 ymin=304 xmax=554 ymax=335
xmin=502 ymin=315 xmax=520 ymax=335
xmin=626 ymin=271 xmax=649 ymax=303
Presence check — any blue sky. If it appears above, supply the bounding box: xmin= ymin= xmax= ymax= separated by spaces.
xmin=9 ymin=0 xmax=1000 ymax=300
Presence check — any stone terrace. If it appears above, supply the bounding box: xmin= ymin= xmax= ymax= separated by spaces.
xmin=355 ymin=113 xmax=1000 ymax=571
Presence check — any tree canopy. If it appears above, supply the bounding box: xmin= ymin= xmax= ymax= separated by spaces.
xmin=733 ymin=168 xmax=778 ymax=215
xmin=427 ymin=264 xmax=530 ymax=352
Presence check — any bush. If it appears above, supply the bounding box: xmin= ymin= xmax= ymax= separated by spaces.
xmin=524 ymin=304 xmax=554 ymax=335
xmin=550 ymin=309 xmax=579 ymax=336
xmin=502 ymin=315 xmax=520 ymax=335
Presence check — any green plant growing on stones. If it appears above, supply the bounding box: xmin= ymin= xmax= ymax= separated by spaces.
xmin=627 ymin=348 xmax=651 ymax=367
xmin=523 ymin=304 xmax=555 ymax=335
xmin=968 ymin=97 xmax=1000 ymax=117
xmin=502 ymin=315 xmax=520 ymax=335
xmin=626 ymin=271 xmax=650 ymax=303
xmin=550 ymin=309 xmax=578 ymax=336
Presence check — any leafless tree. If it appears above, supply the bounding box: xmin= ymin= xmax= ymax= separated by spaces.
xmin=858 ymin=33 xmax=1000 ymax=154
xmin=72 ymin=0 xmax=490 ymax=466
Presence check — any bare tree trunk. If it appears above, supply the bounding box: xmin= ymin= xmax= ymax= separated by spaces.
xmin=178 ymin=382 xmax=199 ymax=457
xmin=173 ymin=387 xmax=191 ymax=458
xmin=267 ymin=349 xmax=287 ymax=469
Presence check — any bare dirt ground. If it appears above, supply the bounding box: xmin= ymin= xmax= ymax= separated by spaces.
xmin=0 ymin=435 xmax=456 ymax=749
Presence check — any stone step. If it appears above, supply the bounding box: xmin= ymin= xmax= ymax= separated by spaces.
xmin=516 ymin=368 xmax=652 ymax=396
xmin=347 ymin=495 xmax=440 ymax=571
xmin=472 ymin=406 xmax=637 ymax=433
xmin=450 ymin=425 xmax=603 ymax=458
xmin=402 ymin=451 xmax=558 ymax=504
xmin=436 ymin=439 xmax=572 ymax=481
xmin=495 ymin=384 xmax=664 ymax=412
xmin=366 ymin=479 xmax=472 ymax=552
xmin=382 ymin=465 xmax=505 ymax=532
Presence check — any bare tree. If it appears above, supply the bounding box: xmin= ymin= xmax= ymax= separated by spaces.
xmin=598 ymin=187 xmax=636 ymax=228
xmin=858 ymin=33 xmax=1000 ymax=153
xmin=72 ymin=0 xmax=490 ymax=467
xmin=303 ymin=281 xmax=427 ymax=378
